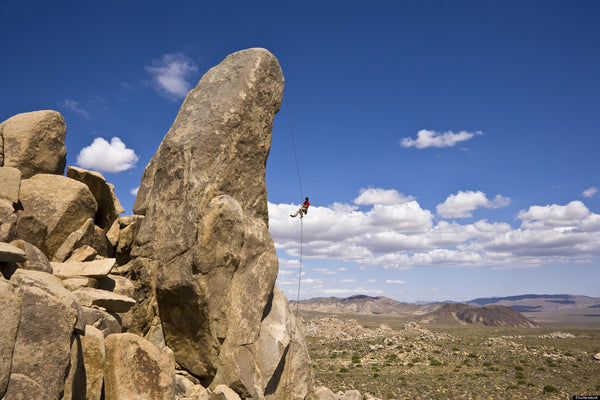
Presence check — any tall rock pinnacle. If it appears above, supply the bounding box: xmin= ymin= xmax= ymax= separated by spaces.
xmin=130 ymin=48 xmax=311 ymax=399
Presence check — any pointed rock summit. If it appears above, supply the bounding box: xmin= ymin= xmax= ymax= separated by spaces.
xmin=130 ymin=48 xmax=312 ymax=399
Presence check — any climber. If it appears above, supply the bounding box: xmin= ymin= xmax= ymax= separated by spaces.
xmin=290 ymin=197 xmax=310 ymax=218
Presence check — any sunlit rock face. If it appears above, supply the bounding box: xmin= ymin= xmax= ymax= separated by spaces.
xmin=131 ymin=48 xmax=312 ymax=399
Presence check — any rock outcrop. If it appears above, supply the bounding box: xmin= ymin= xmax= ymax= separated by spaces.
xmin=0 ymin=110 xmax=67 ymax=178
xmin=0 ymin=47 xmax=313 ymax=400
xmin=130 ymin=48 xmax=311 ymax=398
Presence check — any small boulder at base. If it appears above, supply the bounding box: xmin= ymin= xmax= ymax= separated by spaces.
xmin=104 ymin=333 xmax=176 ymax=400
xmin=0 ymin=110 xmax=67 ymax=178
xmin=210 ymin=385 xmax=242 ymax=400
xmin=81 ymin=325 xmax=105 ymax=400
xmin=313 ymin=386 xmax=338 ymax=400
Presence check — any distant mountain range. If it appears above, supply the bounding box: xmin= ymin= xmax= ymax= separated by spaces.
xmin=291 ymin=294 xmax=600 ymax=326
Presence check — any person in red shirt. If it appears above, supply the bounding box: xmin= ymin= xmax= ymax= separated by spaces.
xmin=290 ymin=197 xmax=310 ymax=218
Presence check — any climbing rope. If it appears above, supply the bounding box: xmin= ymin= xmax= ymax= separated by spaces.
xmin=281 ymin=91 xmax=305 ymax=396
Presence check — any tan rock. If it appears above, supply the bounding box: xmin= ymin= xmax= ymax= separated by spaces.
xmin=210 ymin=385 xmax=242 ymax=400
xmin=67 ymin=166 xmax=125 ymax=231
xmin=104 ymin=333 xmax=176 ymax=400
xmin=81 ymin=307 xmax=122 ymax=336
xmin=9 ymin=239 xmax=53 ymax=273
xmin=98 ymin=274 xmax=135 ymax=297
xmin=0 ymin=241 xmax=26 ymax=263
xmin=61 ymin=276 xmax=99 ymax=291
xmin=81 ymin=325 xmax=105 ymax=400
xmin=72 ymin=287 xmax=136 ymax=313
xmin=0 ymin=110 xmax=67 ymax=178
xmin=0 ymin=167 xmax=21 ymax=205
xmin=342 ymin=390 xmax=364 ymax=400
xmin=106 ymin=219 xmax=120 ymax=249
xmin=128 ymin=48 xmax=312 ymax=398
xmin=0 ymin=277 xmax=21 ymax=397
xmin=115 ymin=214 xmax=144 ymax=264
xmin=51 ymin=258 xmax=116 ymax=278
xmin=3 ymin=373 xmax=47 ymax=400
xmin=62 ymin=334 xmax=87 ymax=400
xmin=53 ymin=218 xmax=96 ymax=262
xmin=594 ymin=353 xmax=600 ymax=361
xmin=7 ymin=270 xmax=80 ymax=399
xmin=313 ymin=386 xmax=338 ymax=400
xmin=0 ymin=212 xmax=17 ymax=243
xmin=67 ymin=244 xmax=98 ymax=262
xmin=92 ymin=224 xmax=111 ymax=258
xmin=16 ymin=174 xmax=97 ymax=257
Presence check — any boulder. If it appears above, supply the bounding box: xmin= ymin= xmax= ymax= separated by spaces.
xmin=92 ymin=224 xmax=112 ymax=258
xmin=6 ymin=270 xmax=80 ymax=399
xmin=0 ymin=213 xmax=17 ymax=243
xmin=53 ymin=218 xmax=95 ymax=262
xmin=16 ymin=174 xmax=97 ymax=257
xmin=258 ymin=285 xmax=313 ymax=400
xmin=62 ymin=334 xmax=87 ymax=400
xmin=0 ymin=241 xmax=26 ymax=263
xmin=67 ymin=244 xmax=98 ymax=262
xmin=0 ymin=278 xmax=21 ymax=397
xmin=98 ymin=274 xmax=135 ymax=298
xmin=61 ymin=276 xmax=99 ymax=291
xmin=0 ymin=166 xmax=21 ymax=206
xmin=81 ymin=325 xmax=105 ymax=400
xmin=9 ymin=239 xmax=53 ymax=273
xmin=130 ymin=48 xmax=292 ymax=398
xmin=67 ymin=166 xmax=125 ymax=230
xmin=313 ymin=387 xmax=338 ymax=400
xmin=0 ymin=110 xmax=67 ymax=178
xmin=210 ymin=385 xmax=242 ymax=400
xmin=115 ymin=214 xmax=144 ymax=264
xmin=51 ymin=258 xmax=116 ymax=278
xmin=72 ymin=287 xmax=136 ymax=313
xmin=81 ymin=306 xmax=122 ymax=336
xmin=594 ymin=353 xmax=600 ymax=361
xmin=103 ymin=333 xmax=176 ymax=400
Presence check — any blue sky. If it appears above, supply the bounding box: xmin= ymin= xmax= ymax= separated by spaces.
xmin=1 ymin=0 xmax=599 ymax=302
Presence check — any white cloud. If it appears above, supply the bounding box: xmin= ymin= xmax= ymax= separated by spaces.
xmin=145 ymin=53 xmax=198 ymax=100
xmin=339 ymin=279 xmax=356 ymax=283
xmin=313 ymin=268 xmax=337 ymax=275
xmin=386 ymin=280 xmax=406 ymax=284
xmin=400 ymin=129 xmax=482 ymax=149
xmin=354 ymin=188 xmax=415 ymax=205
xmin=62 ymin=99 xmax=90 ymax=118
xmin=436 ymin=190 xmax=511 ymax=218
xmin=582 ymin=187 xmax=598 ymax=198
xmin=269 ymin=188 xmax=600 ymax=271
xmin=76 ymin=137 xmax=138 ymax=173
xmin=130 ymin=187 xmax=139 ymax=196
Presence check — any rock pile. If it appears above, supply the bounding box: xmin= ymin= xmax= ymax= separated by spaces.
xmin=0 ymin=48 xmax=313 ymax=399
xmin=304 ymin=317 xmax=393 ymax=341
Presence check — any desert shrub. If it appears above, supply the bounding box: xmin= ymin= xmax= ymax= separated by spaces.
xmin=468 ymin=352 xmax=478 ymax=359
xmin=373 ymin=373 xmax=379 ymax=378
xmin=339 ymin=367 xmax=349 ymax=373
xmin=514 ymin=365 xmax=524 ymax=371
xmin=483 ymin=361 xmax=492 ymax=367
xmin=429 ymin=358 xmax=442 ymax=366
xmin=515 ymin=372 xmax=525 ymax=379
xmin=543 ymin=385 xmax=558 ymax=394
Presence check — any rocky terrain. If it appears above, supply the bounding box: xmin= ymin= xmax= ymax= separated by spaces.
xmin=0 ymin=48 xmax=323 ymax=400
xmin=304 ymin=315 xmax=600 ymax=399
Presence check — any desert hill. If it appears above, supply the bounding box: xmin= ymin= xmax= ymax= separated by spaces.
xmin=290 ymin=294 xmax=442 ymax=315
xmin=417 ymin=302 xmax=538 ymax=327
xmin=467 ymin=293 xmax=600 ymax=312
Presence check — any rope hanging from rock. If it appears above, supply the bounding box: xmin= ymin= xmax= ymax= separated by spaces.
xmin=282 ymin=91 xmax=305 ymax=393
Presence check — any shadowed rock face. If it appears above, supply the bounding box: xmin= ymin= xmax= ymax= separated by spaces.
xmin=130 ymin=48 xmax=307 ymax=398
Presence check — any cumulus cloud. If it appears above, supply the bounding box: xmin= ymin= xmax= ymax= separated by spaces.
xmin=436 ymin=190 xmax=511 ymax=218
xmin=582 ymin=187 xmax=598 ymax=198
xmin=385 ymin=280 xmax=406 ymax=284
xmin=130 ymin=187 xmax=139 ymax=196
xmin=400 ymin=129 xmax=482 ymax=149
xmin=76 ymin=137 xmax=138 ymax=173
xmin=354 ymin=188 xmax=415 ymax=205
xmin=145 ymin=53 xmax=198 ymax=100
xmin=268 ymin=188 xmax=600 ymax=271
